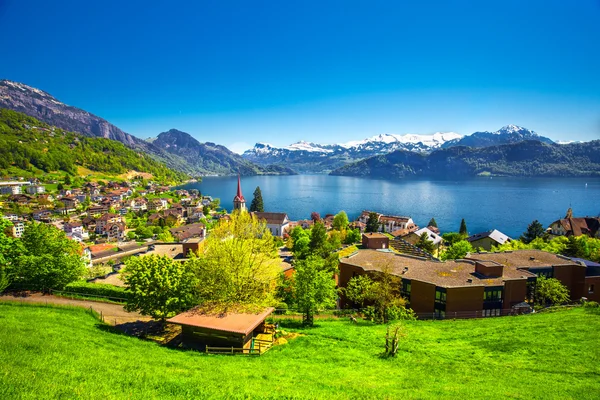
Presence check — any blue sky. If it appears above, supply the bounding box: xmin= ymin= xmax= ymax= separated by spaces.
xmin=1 ymin=0 xmax=599 ymax=152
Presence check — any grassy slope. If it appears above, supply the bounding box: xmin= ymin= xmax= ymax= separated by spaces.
xmin=1 ymin=302 xmax=599 ymax=399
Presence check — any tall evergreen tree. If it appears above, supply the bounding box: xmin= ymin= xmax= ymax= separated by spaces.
xmin=521 ymin=220 xmax=545 ymax=244
xmin=415 ymin=232 xmax=435 ymax=254
xmin=249 ymin=186 xmax=264 ymax=212
xmin=428 ymin=218 xmax=438 ymax=228
xmin=366 ymin=212 xmax=380 ymax=233
xmin=459 ymin=218 xmax=468 ymax=236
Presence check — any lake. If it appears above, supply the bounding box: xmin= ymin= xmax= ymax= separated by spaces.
xmin=177 ymin=176 xmax=600 ymax=238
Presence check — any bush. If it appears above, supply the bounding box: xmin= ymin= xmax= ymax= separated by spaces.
xmin=63 ymin=281 xmax=129 ymax=302
xmin=274 ymin=301 xmax=288 ymax=315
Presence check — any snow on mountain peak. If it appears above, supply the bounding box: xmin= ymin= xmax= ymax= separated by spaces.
xmin=496 ymin=125 xmax=535 ymax=135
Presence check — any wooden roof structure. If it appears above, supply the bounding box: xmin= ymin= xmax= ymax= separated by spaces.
xmin=167 ymin=307 xmax=275 ymax=335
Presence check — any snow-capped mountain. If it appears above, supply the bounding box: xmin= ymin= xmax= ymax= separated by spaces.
xmin=243 ymin=126 xmax=554 ymax=174
xmin=441 ymin=125 xmax=554 ymax=148
xmin=243 ymin=131 xmax=463 ymax=173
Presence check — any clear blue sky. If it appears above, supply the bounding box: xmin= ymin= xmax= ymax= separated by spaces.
xmin=1 ymin=0 xmax=599 ymax=152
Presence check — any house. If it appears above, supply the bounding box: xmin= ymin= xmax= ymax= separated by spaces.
xmin=82 ymin=216 xmax=96 ymax=231
xmin=148 ymin=199 xmax=168 ymax=212
xmin=25 ymin=184 xmax=45 ymax=194
xmin=95 ymin=213 xmax=122 ymax=235
xmin=548 ymin=208 xmax=600 ymax=238
xmin=105 ymin=222 xmax=125 ymax=241
xmin=8 ymin=194 xmax=33 ymax=205
xmin=169 ymin=223 xmax=206 ymax=241
xmin=362 ymin=233 xmax=390 ymax=249
xmin=132 ymin=198 xmax=148 ymax=212
xmin=167 ymin=307 xmax=275 ymax=352
xmin=251 ymin=212 xmax=290 ymax=237
xmin=404 ymin=227 xmax=443 ymax=246
xmin=466 ymin=229 xmax=512 ymax=251
xmin=61 ymin=196 xmax=79 ymax=210
xmin=357 ymin=210 xmax=417 ymax=233
xmin=32 ymin=209 xmax=53 ymax=221
xmin=64 ymin=222 xmax=88 ymax=241
xmin=87 ymin=206 xmax=107 ymax=216
xmin=11 ymin=220 xmax=25 ymax=238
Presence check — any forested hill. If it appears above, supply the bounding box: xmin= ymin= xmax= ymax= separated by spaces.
xmin=330 ymin=140 xmax=600 ymax=178
xmin=0 ymin=109 xmax=188 ymax=183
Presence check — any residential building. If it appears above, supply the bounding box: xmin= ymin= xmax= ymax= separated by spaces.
xmin=169 ymin=223 xmax=206 ymax=241
xmin=95 ymin=213 xmax=122 ymax=235
xmin=357 ymin=210 xmax=417 ymax=234
xmin=11 ymin=220 xmax=25 ymax=238
xmin=339 ymin=249 xmax=600 ymax=318
xmin=251 ymin=212 xmax=290 ymax=237
xmin=404 ymin=227 xmax=443 ymax=247
xmin=64 ymin=222 xmax=88 ymax=241
xmin=362 ymin=233 xmax=390 ymax=249
xmin=25 ymin=185 xmax=45 ymax=194
xmin=0 ymin=182 xmax=23 ymax=195
xmin=105 ymin=222 xmax=125 ymax=241
xmin=32 ymin=209 xmax=52 ymax=221
xmin=548 ymin=208 xmax=600 ymax=238
xmin=467 ymin=229 xmax=512 ymax=251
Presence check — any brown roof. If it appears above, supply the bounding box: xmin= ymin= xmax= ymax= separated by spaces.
xmin=341 ymin=249 xmax=537 ymax=288
xmin=362 ymin=232 xmax=387 ymax=239
xmin=98 ymin=213 xmax=119 ymax=221
xmin=464 ymin=250 xmax=577 ymax=268
xmin=170 ymin=223 xmax=205 ymax=241
xmin=252 ymin=212 xmax=289 ymax=225
xmin=167 ymin=307 xmax=274 ymax=335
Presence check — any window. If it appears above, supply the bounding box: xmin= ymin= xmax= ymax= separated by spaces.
xmin=484 ymin=288 xmax=503 ymax=302
xmin=483 ymin=308 xmax=501 ymax=317
xmin=590 ymin=284 xmax=595 ymax=294
xmin=434 ymin=309 xmax=446 ymax=319
xmin=401 ymin=280 xmax=411 ymax=301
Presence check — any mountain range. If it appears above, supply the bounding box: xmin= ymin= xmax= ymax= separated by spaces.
xmin=0 ymin=80 xmax=290 ymax=176
xmin=242 ymin=126 xmax=554 ymax=174
xmin=1 ymin=79 xmax=595 ymax=179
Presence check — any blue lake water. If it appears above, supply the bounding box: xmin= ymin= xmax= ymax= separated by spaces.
xmin=177 ymin=176 xmax=600 ymax=238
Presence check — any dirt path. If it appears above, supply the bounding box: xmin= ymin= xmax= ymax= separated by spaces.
xmin=0 ymin=293 xmax=150 ymax=325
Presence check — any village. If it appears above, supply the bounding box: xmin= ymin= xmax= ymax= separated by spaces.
xmin=2 ymin=174 xmax=600 ymax=354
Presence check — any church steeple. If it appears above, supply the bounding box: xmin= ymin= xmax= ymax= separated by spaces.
xmin=233 ymin=174 xmax=246 ymax=212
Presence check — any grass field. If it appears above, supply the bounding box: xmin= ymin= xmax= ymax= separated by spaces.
xmin=1 ymin=302 xmax=599 ymax=399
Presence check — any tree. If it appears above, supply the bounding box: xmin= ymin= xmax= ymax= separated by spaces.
xmin=11 ymin=222 xmax=85 ymax=290
xmin=535 ymin=275 xmax=569 ymax=307
xmin=459 ymin=218 xmax=468 ymax=236
xmin=124 ymin=255 xmax=198 ymax=322
xmin=332 ymin=211 xmax=349 ymax=231
xmin=0 ymin=215 xmax=22 ymax=292
xmin=428 ymin=218 xmax=438 ymax=228
xmin=290 ymin=226 xmax=311 ymax=259
xmin=309 ymin=221 xmax=328 ymax=257
xmin=157 ymin=229 xmax=175 ymax=242
xmin=441 ymin=240 xmax=473 ymax=260
xmin=188 ymin=211 xmax=280 ymax=308
xmin=249 ymin=186 xmax=264 ymax=212
xmin=415 ymin=232 xmax=435 ymax=254
xmin=521 ymin=220 xmax=545 ymax=244
xmin=293 ymin=256 xmax=337 ymax=326
xmin=366 ymin=212 xmax=380 ymax=233
xmin=442 ymin=231 xmax=465 ymax=245
xmin=343 ymin=275 xmax=376 ymax=308
xmin=344 ymin=228 xmax=362 ymax=244
xmin=370 ymin=266 xmax=414 ymax=323
xmin=64 ymin=175 xmax=72 ymax=185
xmin=310 ymin=212 xmax=321 ymax=222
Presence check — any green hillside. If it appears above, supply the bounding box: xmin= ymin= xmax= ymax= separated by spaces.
xmin=1 ymin=302 xmax=599 ymax=399
xmin=0 ymin=109 xmax=188 ymax=183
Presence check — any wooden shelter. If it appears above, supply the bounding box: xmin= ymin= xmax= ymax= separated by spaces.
xmin=167 ymin=307 xmax=275 ymax=353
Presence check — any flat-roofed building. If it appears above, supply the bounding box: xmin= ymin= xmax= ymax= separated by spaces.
xmin=339 ymin=249 xmax=538 ymax=319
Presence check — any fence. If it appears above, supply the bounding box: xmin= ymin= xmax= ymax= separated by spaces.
xmin=49 ymin=289 xmax=128 ymax=303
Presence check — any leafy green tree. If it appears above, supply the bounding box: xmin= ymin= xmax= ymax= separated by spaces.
xmin=249 ymin=186 xmax=264 ymax=212
xmin=415 ymin=232 xmax=435 ymax=254
xmin=370 ymin=266 xmax=414 ymax=323
xmin=293 ymin=256 xmax=337 ymax=326
xmin=343 ymin=275 xmax=376 ymax=308
xmin=521 ymin=220 xmax=545 ymax=244
xmin=366 ymin=212 xmax=380 ymax=233
xmin=188 ymin=211 xmax=280 ymax=308
xmin=459 ymin=218 xmax=468 ymax=236
xmin=344 ymin=228 xmax=362 ymax=244
xmin=0 ymin=215 xmax=22 ymax=292
xmin=11 ymin=222 xmax=85 ymax=290
xmin=309 ymin=221 xmax=328 ymax=256
xmin=442 ymin=232 xmax=466 ymax=245
xmin=290 ymin=226 xmax=311 ymax=259
xmin=441 ymin=240 xmax=474 ymax=260
xmin=64 ymin=174 xmax=72 ymax=185
xmin=124 ymin=255 xmax=198 ymax=322
xmin=535 ymin=275 xmax=570 ymax=307
xmin=332 ymin=211 xmax=349 ymax=231
xmin=157 ymin=229 xmax=175 ymax=242
xmin=428 ymin=218 xmax=438 ymax=228
xmin=563 ymin=236 xmax=586 ymax=258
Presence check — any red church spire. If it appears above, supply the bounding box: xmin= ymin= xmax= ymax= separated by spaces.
xmin=234 ymin=174 xmax=245 ymax=202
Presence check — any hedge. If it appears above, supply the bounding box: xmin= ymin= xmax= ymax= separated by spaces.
xmin=62 ymin=281 xmax=130 ymax=302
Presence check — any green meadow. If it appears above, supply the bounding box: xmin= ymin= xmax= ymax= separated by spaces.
xmin=1 ymin=302 xmax=599 ymax=399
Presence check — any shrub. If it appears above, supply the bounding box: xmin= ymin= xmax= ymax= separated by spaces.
xmin=63 ymin=281 xmax=129 ymax=302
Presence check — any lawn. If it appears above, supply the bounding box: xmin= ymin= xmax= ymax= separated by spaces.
xmin=1 ymin=302 xmax=599 ymax=399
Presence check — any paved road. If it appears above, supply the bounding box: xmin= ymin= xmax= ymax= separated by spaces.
xmin=0 ymin=293 xmax=150 ymax=325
